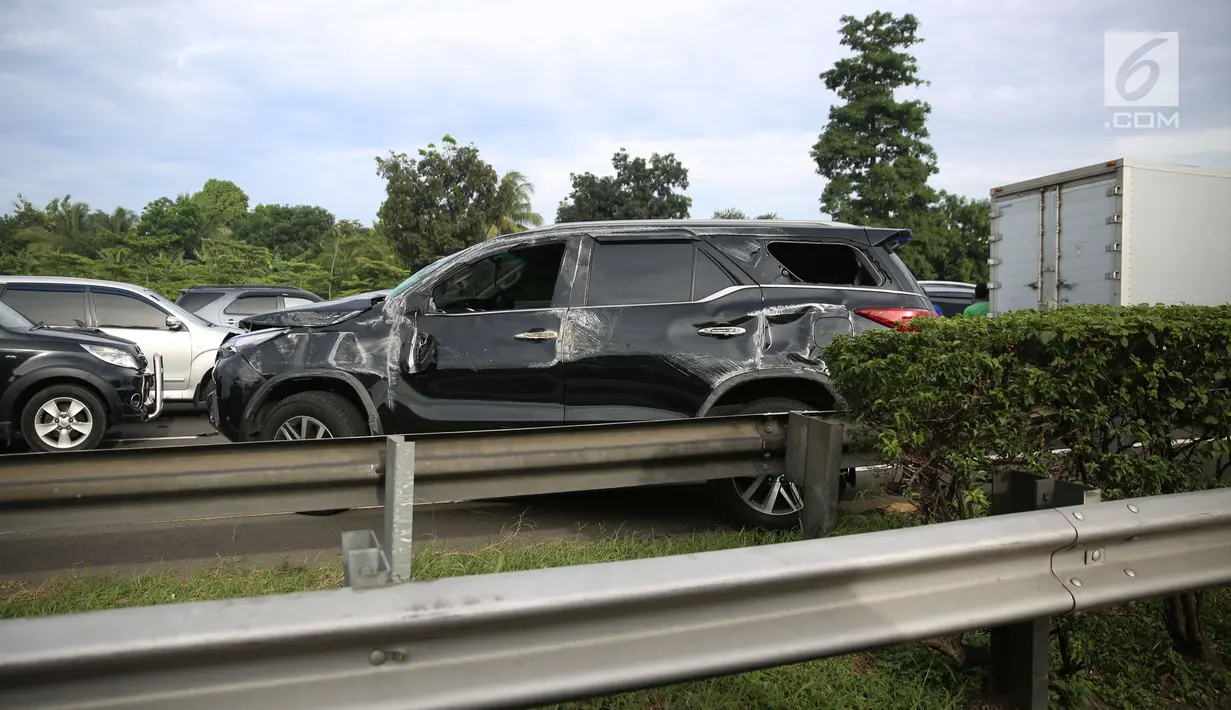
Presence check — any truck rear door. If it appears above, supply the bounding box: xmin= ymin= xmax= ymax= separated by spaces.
xmin=991 ymin=172 xmax=1122 ymax=313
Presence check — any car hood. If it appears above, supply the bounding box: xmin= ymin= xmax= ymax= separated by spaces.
xmin=27 ymin=326 xmax=142 ymax=353
xmin=239 ymin=292 xmax=386 ymax=331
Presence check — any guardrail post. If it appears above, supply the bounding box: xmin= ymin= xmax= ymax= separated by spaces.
xmin=340 ymin=530 xmax=392 ymax=588
xmin=785 ymin=412 xmax=844 ymax=539
xmin=988 ymin=471 xmax=1100 ymax=710
xmin=382 ymin=436 xmax=416 ymax=583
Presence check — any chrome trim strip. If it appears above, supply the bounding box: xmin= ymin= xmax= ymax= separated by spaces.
xmin=424 ymin=283 xmax=925 ymax=316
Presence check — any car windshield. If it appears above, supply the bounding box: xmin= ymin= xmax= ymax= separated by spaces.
xmin=143 ymin=288 xmax=214 ymax=327
xmin=0 ymin=299 xmax=34 ymax=329
xmin=388 ymin=250 xmax=470 ymax=300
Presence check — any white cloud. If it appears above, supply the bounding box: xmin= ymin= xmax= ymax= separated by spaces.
xmin=1112 ymin=127 xmax=1231 ymax=158
xmin=492 ymin=130 xmax=823 ymax=223
xmin=1 ymin=0 xmax=1229 ymax=226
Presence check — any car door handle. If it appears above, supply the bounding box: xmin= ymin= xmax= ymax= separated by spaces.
xmin=514 ymin=330 xmax=559 ymax=341
xmin=697 ymin=326 xmax=747 ymax=338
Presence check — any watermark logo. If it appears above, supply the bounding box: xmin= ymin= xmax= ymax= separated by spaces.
xmin=1103 ymin=31 xmax=1179 ymax=130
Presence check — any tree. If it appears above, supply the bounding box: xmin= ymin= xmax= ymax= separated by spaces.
xmin=0 ymin=189 xmax=397 ymax=300
xmin=488 ymin=171 xmax=545 ymax=238
xmin=375 ymin=135 xmax=504 ymax=271
xmin=713 ymin=208 xmax=781 ymax=220
xmin=192 ymin=179 xmax=250 ymax=229
xmin=556 ymin=149 xmax=691 ymax=223
xmin=312 ymin=219 xmax=407 ymax=298
xmin=88 ymin=207 xmax=138 ymax=238
xmin=134 ymin=195 xmax=202 ymax=259
xmin=810 ymin=12 xmax=938 ymax=224
xmin=895 ymin=192 xmax=992 ymax=283
xmin=232 ymin=204 xmax=335 ymax=259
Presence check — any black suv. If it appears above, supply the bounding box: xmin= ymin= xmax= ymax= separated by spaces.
xmin=0 ymin=300 xmax=162 ymax=452
xmin=208 ymin=219 xmax=934 ymax=528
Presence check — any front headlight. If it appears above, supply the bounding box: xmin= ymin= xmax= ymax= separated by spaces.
xmin=223 ymin=328 xmax=290 ymax=355
xmin=82 ymin=344 xmax=139 ymax=370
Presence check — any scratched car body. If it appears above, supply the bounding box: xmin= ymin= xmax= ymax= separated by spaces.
xmin=207 ymin=219 xmax=934 ymax=528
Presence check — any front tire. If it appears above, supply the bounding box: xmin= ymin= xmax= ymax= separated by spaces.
xmin=706 ymin=397 xmax=848 ymax=531
xmin=21 ymin=384 xmax=108 ymax=453
xmin=259 ymin=391 xmax=367 ymax=516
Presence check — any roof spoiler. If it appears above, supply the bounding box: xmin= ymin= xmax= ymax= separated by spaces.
xmin=864 ymin=228 xmax=912 ymax=251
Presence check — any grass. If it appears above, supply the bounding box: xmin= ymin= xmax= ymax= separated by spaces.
xmin=2 ymin=509 xmax=1227 ymax=709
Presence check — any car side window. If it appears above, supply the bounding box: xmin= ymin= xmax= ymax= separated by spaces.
xmin=0 ymin=285 xmax=87 ymax=326
xmin=224 ymin=295 xmax=280 ymax=315
xmin=693 ymin=249 xmax=737 ymax=300
xmin=430 ymin=241 xmax=566 ymax=314
xmin=282 ymin=296 xmax=315 ymax=309
xmin=585 ymin=241 xmax=694 ymax=306
xmin=94 ymin=289 xmax=169 ymax=329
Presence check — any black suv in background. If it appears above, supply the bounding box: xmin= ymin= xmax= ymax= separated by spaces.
xmin=208 ymin=219 xmax=935 ymax=528
xmin=918 ymin=281 xmax=977 ymax=317
xmin=0 ymin=300 xmax=161 ymax=452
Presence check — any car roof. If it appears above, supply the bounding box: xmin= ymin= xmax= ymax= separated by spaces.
xmin=0 ymin=275 xmax=152 ymax=292
xmin=498 ymin=219 xmax=907 ymax=247
xmin=182 ymin=284 xmax=315 ymax=292
xmin=918 ymin=280 xmax=976 ymax=289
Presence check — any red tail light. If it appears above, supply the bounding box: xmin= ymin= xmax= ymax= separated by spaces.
xmin=855 ymin=307 xmax=937 ymax=331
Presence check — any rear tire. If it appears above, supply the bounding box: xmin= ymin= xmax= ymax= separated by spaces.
xmin=706 ymin=397 xmax=848 ymax=531
xmin=21 ymin=384 xmax=109 ymax=453
xmin=259 ymin=391 xmax=367 ymax=516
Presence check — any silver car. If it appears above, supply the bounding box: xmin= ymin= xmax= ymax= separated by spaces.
xmin=176 ymin=285 xmax=323 ymax=328
xmin=0 ymin=276 xmax=238 ymax=404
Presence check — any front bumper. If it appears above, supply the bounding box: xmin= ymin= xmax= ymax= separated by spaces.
xmin=130 ymin=353 xmax=165 ymax=423
xmin=210 ymin=353 xmax=267 ymax=441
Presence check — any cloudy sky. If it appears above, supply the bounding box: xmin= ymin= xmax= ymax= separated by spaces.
xmin=1 ymin=0 xmax=1228 ymax=225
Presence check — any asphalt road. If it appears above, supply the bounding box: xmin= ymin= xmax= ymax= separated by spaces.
xmin=0 ymin=485 xmax=735 ymax=581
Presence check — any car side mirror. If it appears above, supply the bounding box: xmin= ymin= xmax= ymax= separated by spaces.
xmin=166 ymin=316 xmax=182 ymax=331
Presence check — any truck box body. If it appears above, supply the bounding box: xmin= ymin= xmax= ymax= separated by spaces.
xmin=987 ymin=158 xmax=1231 ymax=315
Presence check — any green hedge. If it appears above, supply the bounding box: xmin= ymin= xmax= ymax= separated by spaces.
xmin=824 ymin=304 xmax=1231 ymax=522
xmin=823 ymin=304 xmax=1231 ymax=700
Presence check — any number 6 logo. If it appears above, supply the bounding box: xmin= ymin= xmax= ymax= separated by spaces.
xmin=1116 ymin=37 xmax=1167 ymax=102
xmin=1104 ymin=32 xmax=1179 ymax=107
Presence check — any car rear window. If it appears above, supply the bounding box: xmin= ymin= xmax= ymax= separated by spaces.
xmin=176 ymin=292 xmax=222 ymax=312
xmin=764 ymin=241 xmax=881 ymax=287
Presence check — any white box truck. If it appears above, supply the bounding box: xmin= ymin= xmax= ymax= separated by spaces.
xmin=987 ymin=158 xmax=1231 ymax=315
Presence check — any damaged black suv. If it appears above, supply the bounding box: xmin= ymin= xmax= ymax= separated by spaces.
xmin=208 ymin=219 xmax=934 ymax=529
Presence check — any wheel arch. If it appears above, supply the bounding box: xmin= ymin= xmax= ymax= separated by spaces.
xmin=239 ymin=370 xmax=382 ymax=441
xmin=696 ymin=369 xmax=842 ymax=417
xmin=1 ymin=368 xmax=123 ymax=427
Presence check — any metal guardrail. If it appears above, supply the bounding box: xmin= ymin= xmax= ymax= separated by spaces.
xmin=0 ymin=411 xmax=877 ymax=533
xmin=1 ymin=485 xmax=1227 ymax=710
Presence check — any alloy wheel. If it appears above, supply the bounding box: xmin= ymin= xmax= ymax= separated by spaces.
xmin=273 ymin=415 xmax=333 ymax=440
xmin=33 ymin=397 xmax=94 ymax=450
xmin=730 ymin=474 xmax=805 ymax=517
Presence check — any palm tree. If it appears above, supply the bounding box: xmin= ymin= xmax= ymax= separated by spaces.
xmin=488 ymin=171 xmax=545 ymax=238
xmin=98 ymin=206 xmax=138 ymax=236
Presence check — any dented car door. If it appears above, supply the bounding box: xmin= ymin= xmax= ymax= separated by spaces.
xmin=562 ymin=234 xmax=763 ymax=422
xmin=392 ymin=237 xmax=577 ymax=432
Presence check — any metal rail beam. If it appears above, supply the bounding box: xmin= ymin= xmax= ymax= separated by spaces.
xmin=1 ymin=487 xmax=1227 ymax=710
xmin=2 ymin=413 xmax=869 ymax=532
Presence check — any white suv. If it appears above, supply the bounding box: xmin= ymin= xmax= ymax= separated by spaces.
xmin=0 ymin=276 xmax=239 ymax=404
